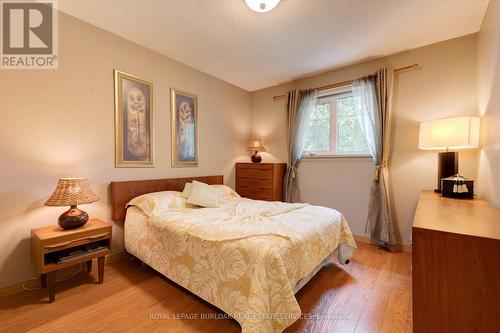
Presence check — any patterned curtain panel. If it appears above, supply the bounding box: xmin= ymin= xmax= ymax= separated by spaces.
xmin=352 ymin=68 xmax=400 ymax=249
xmin=284 ymin=89 xmax=318 ymax=203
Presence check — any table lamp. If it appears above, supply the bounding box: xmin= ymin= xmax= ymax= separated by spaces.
xmin=45 ymin=178 xmax=99 ymax=229
xmin=247 ymin=139 xmax=267 ymax=163
xmin=418 ymin=116 xmax=480 ymax=192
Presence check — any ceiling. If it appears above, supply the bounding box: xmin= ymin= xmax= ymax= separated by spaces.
xmin=59 ymin=0 xmax=489 ymax=91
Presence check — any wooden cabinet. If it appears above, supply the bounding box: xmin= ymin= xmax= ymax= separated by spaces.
xmin=235 ymin=163 xmax=286 ymax=201
xmin=31 ymin=219 xmax=112 ymax=302
xmin=412 ymin=191 xmax=500 ymax=333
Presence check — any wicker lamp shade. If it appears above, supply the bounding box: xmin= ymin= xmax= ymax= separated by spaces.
xmin=45 ymin=178 xmax=99 ymax=207
xmin=45 ymin=178 xmax=99 ymax=229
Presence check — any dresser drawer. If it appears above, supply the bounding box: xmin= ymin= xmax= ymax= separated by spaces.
xmin=237 ymin=189 xmax=274 ymax=201
xmin=236 ymin=163 xmax=273 ymax=170
xmin=237 ymin=186 xmax=273 ymax=197
xmin=236 ymin=178 xmax=273 ymax=190
xmin=236 ymin=167 xmax=273 ymax=179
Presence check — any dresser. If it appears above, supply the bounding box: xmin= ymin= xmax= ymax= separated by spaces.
xmin=235 ymin=163 xmax=286 ymax=201
xmin=412 ymin=191 xmax=500 ymax=333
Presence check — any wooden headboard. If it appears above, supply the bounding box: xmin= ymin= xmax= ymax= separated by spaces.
xmin=109 ymin=175 xmax=224 ymax=221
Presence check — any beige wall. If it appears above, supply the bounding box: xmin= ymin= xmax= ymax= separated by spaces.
xmin=477 ymin=0 xmax=500 ymax=209
xmin=2 ymin=9 xmax=496 ymax=289
xmin=0 ymin=13 xmax=251 ymax=288
xmin=251 ymin=34 xmax=480 ymax=243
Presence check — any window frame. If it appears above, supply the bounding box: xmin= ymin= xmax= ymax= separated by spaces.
xmin=303 ymin=85 xmax=372 ymax=159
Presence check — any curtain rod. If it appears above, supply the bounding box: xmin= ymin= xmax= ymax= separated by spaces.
xmin=272 ymin=63 xmax=420 ymax=101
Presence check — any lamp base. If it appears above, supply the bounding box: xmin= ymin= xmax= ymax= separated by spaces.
xmin=436 ymin=151 xmax=458 ymax=192
xmin=251 ymin=151 xmax=262 ymax=163
xmin=58 ymin=205 xmax=89 ymax=229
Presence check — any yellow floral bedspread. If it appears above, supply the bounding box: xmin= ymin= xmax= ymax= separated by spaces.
xmin=124 ymin=198 xmax=356 ymax=333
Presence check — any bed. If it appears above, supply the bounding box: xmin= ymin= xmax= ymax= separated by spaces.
xmin=110 ymin=176 xmax=356 ymax=333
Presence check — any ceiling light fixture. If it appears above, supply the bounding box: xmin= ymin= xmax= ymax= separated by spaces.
xmin=245 ymin=0 xmax=280 ymax=13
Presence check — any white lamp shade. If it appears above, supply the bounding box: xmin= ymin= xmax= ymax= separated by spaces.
xmin=245 ymin=0 xmax=280 ymax=13
xmin=418 ymin=116 xmax=480 ymax=150
xmin=247 ymin=139 xmax=267 ymax=152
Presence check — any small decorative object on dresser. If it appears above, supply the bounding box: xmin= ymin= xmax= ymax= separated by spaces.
xmin=235 ymin=163 xmax=286 ymax=201
xmin=246 ymin=139 xmax=267 ymax=163
xmin=45 ymin=178 xmax=99 ymax=229
xmin=441 ymin=174 xmax=474 ymax=199
xmin=31 ymin=219 xmax=112 ymax=302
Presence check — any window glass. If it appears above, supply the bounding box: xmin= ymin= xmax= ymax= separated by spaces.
xmin=304 ymin=88 xmax=370 ymax=156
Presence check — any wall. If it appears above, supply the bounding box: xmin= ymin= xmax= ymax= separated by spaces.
xmin=0 ymin=13 xmax=251 ymax=288
xmin=477 ymin=0 xmax=500 ymax=209
xmin=251 ymin=34 xmax=480 ymax=243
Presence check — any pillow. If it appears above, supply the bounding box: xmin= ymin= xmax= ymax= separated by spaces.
xmin=211 ymin=184 xmax=241 ymax=200
xmin=180 ymin=182 xmax=192 ymax=199
xmin=127 ymin=191 xmax=185 ymax=217
xmin=181 ymin=183 xmax=240 ymax=200
xmin=186 ymin=181 xmax=220 ymax=208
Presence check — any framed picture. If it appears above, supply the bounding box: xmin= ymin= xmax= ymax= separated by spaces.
xmin=114 ymin=70 xmax=154 ymax=168
xmin=171 ymin=88 xmax=198 ymax=167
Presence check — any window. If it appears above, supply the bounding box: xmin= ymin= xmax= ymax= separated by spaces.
xmin=303 ymin=87 xmax=370 ymax=156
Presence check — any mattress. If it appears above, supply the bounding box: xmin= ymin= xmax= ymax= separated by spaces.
xmin=124 ymin=198 xmax=356 ymax=333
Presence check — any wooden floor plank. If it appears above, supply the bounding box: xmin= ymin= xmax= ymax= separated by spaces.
xmin=0 ymin=242 xmax=412 ymax=333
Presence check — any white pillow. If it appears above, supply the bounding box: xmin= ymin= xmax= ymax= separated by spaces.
xmin=181 ymin=183 xmax=239 ymax=200
xmin=212 ymin=184 xmax=241 ymax=200
xmin=180 ymin=182 xmax=192 ymax=199
xmin=186 ymin=181 xmax=220 ymax=208
xmin=127 ymin=191 xmax=185 ymax=217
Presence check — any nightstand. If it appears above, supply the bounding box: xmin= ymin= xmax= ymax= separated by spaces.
xmin=31 ymin=219 xmax=112 ymax=302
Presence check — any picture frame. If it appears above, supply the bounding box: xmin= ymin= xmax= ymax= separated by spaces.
xmin=114 ymin=70 xmax=154 ymax=168
xmin=170 ymin=88 xmax=198 ymax=167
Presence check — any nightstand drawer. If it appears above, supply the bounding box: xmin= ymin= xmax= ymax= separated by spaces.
xmin=43 ymin=231 xmax=111 ymax=253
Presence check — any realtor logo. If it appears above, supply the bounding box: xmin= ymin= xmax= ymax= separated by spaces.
xmin=1 ymin=0 xmax=58 ymax=69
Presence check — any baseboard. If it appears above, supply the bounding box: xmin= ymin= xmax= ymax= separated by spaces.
xmin=352 ymin=234 xmax=371 ymax=244
xmin=0 ymin=251 xmax=127 ymax=298
xmin=353 ymin=234 xmax=412 ymax=253
xmin=0 ymin=281 xmax=28 ymax=298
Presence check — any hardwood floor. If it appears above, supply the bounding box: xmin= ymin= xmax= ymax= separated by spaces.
xmin=0 ymin=242 xmax=412 ymax=332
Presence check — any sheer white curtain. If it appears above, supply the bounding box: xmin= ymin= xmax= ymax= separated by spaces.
xmin=353 ymin=76 xmax=380 ymax=160
xmin=284 ymin=89 xmax=318 ymax=203
xmin=352 ymin=68 xmax=399 ymax=248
